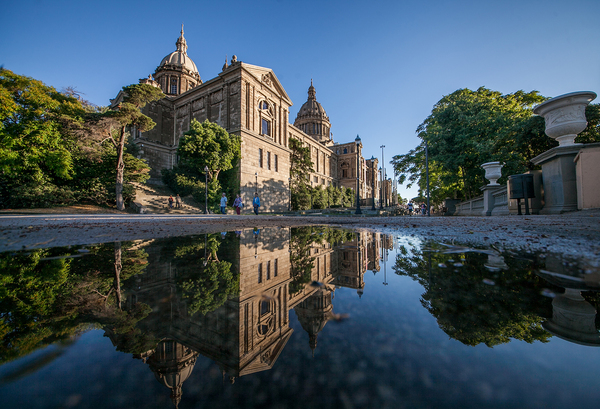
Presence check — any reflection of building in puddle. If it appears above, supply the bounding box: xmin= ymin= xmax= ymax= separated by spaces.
xmin=537 ymin=255 xmax=600 ymax=346
xmin=108 ymin=228 xmax=386 ymax=405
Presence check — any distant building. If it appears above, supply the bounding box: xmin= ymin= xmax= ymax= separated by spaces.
xmin=113 ymin=28 xmax=391 ymax=211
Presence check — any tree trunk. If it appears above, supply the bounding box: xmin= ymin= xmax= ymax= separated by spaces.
xmin=114 ymin=241 xmax=122 ymax=309
xmin=115 ymin=126 xmax=126 ymax=211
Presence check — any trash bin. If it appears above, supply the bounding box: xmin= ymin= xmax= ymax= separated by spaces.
xmin=508 ymin=174 xmax=535 ymax=215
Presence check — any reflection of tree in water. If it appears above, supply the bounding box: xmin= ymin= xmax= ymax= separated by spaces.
xmin=170 ymin=234 xmax=240 ymax=315
xmin=0 ymin=242 xmax=154 ymax=365
xmin=393 ymin=242 xmax=553 ymax=347
xmin=289 ymin=227 xmax=354 ymax=294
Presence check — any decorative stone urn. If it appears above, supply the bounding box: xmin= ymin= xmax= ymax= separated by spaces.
xmin=533 ymin=91 xmax=597 ymax=147
xmin=481 ymin=162 xmax=503 ymax=185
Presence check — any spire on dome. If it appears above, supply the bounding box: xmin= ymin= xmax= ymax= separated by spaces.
xmin=308 ymin=79 xmax=316 ymax=100
xmin=176 ymin=24 xmax=187 ymax=53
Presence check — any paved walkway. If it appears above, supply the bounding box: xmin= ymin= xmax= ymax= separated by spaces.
xmin=1 ymin=211 xmax=599 ymax=261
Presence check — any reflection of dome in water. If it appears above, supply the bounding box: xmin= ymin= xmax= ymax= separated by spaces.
xmin=294 ymin=288 xmax=335 ymax=355
xmin=146 ymin=340 xmax=199 ymax=408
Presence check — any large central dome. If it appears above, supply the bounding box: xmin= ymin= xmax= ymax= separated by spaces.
xmin=153 ymin=26 xmax=201 ymax=95
xmin=158 ymin=27 xmax=199 ymax=74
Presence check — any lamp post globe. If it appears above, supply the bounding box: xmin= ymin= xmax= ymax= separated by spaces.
xmin=355 ymin=135 xmax=362 ymax=215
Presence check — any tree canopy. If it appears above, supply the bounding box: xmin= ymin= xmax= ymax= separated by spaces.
xmin=177 ymin=119 xmax=240 ymax=181
xmin=0 ymin=69 xmax=154 ymax=209
xmin=163 ymin=119 xmax=240 ymax=211
xmin=289 ymin=137 xmax=314 ymax=210
xmin=393 ymin=87 xmax=600 ymax=202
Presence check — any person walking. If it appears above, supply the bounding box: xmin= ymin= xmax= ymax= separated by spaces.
xmin=252 ymin=192 xmax=261 ymax=215
xmin=407 ymin=201 xmax=413 ymax=215
xmin=175 ymin=194 xmax=181 ymax=208
xmin=220 ymin=193 xmax=228 ymax=214
xmin=421 ymin=203 xmax=427 ymax=215
xmin=233 ymin=194 xmax=243 ymax=215
xmin=168 ymin=195 xmax=174 ymax=209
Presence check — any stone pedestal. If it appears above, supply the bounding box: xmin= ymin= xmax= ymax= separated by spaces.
xmin=532 ymin=145 xmax=581 ymax=214
xmin=481 ymin=185 xmax=497 ymax=216
xmin=574 ymin=143 xmax=600 ymax=210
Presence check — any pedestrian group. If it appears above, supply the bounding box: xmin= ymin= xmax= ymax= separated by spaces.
xmin=208 ymin=192 xmax=261 ymax=215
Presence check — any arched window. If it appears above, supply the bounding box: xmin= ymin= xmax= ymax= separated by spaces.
xmin=170 ymin=78 xmax=178 ymax=94
xmin=343 ymin=148 xmax=348 ymax=154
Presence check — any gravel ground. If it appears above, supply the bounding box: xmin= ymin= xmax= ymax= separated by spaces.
xmin=1 ymin=211 xmax=599 ymax=263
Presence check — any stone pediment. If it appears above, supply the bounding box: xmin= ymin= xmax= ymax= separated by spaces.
xmin=239 ymin=328 xmax=293 ymax=376
xmin=241 ymin=63 xmax=292 ymax=105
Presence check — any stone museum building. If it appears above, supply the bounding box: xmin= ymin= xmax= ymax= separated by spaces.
xmin=113 ymin=28 xmax=389 ymax=211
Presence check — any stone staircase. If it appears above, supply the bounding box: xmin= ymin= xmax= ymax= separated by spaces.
xmin=131 ymin=182 xmax=204 ymax=214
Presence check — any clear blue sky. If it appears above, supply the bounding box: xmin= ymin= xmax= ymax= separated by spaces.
xmin=2 ymin=0 xmax=599 ymax=200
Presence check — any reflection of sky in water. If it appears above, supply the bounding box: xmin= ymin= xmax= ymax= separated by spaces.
xmin=1 ymin=229 xmax=600 ymax=409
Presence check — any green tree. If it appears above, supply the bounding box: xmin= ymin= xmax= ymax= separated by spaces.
xmin=165 ymin=119 xmax=240 ymax=211
xmin=577 ymin=104 xmax=600 ymax=143
xmin=91 ymin=84 xmax=163 ymax=210
xmin=392 ymin=87 xmax=557 ymax=201
xmin=289 ymin=137 xmax=314 ymax=210
xmin=177 ymin=119 xmax=240 ymax=182
xmin=0 ymin=68 xmax=87 ymax=208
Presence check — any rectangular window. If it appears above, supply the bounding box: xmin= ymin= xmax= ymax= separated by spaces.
xmin=267 ymin=261 xmax=271 ymax=280
xmin=274 ymin=259 xmax=278 ymax=277
xmin=267 ymin=152 xmax=271 ymax=170
xmin=258 ymin=263 xmax=263 ymax=283
xmin=259 ymin=149 xmax=263 ymax=168
xmin=274 ymin=154 xmax=278 ymax=172
xmin=170 ymin=78 xmax=178 ymax=94
xmin=261 ymin=118 xmax=270 ymax=136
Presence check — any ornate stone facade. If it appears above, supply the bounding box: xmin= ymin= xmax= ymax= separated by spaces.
xmin=124 ymin=29 xmax=391 ymax=211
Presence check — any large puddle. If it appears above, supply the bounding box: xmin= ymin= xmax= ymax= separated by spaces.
xmin=0 ymin=227 xmax=599 ymax=408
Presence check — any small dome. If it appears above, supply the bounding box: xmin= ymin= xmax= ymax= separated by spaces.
xmin=159 ymin=26 xmax=199 ymax=74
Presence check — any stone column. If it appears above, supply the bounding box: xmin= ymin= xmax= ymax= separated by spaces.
xmin=481 ymin=162 xmax=503 ymax=216
xmin=531 ymin=145 xmax=582 ymax=214
xmin=532 ymin=91 xmax=597 ymax=214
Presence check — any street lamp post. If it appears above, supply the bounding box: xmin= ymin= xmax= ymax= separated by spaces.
xmin=310 ymin=180 xmax=313 ymax=209
xmin=204 ymin=165 xmax=209 ymax=214
xmin=379 ymin=145 xmax=385 ymax=209
xmin=370 ymin=156 xmax=376 ymax=210
xmin=425 ymin=140 xmax=430 ymax=216
xmin=378 ymin=166 xmax=383 ymax=209
xmin=288 ymin=177 xmax=291 ymax=211
xmin=355 ymin=135 xmax=362 ymax=215
xmin=255 ymin=172 xmax=258 ymax=193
